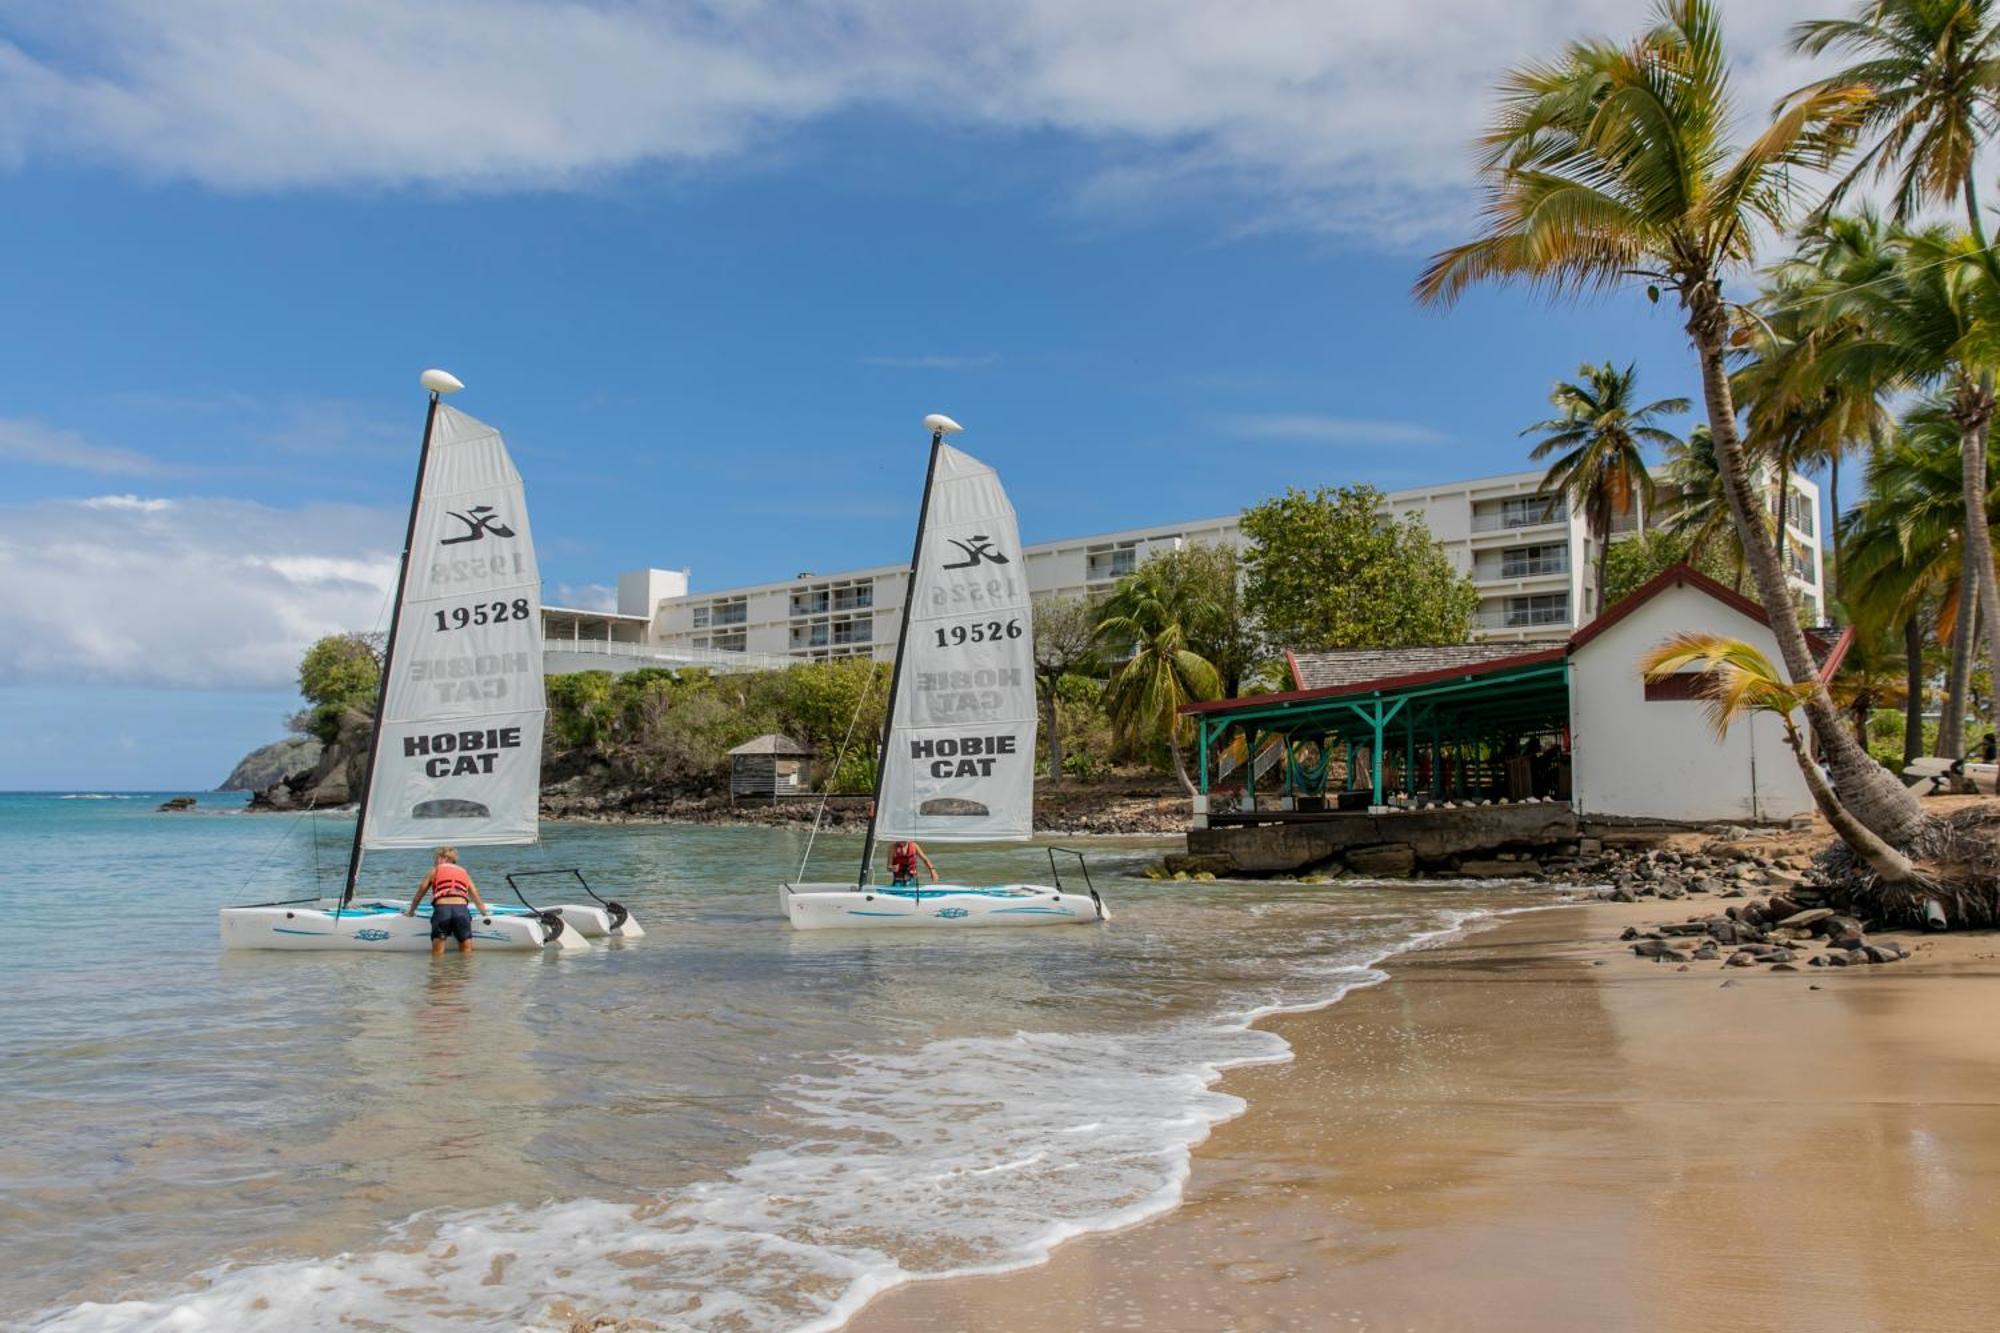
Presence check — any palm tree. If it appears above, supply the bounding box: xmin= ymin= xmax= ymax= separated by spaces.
xmin=1639 ymin=632 xmax=1917 ymax=883
xmin=1521 ymin=362 xmax=1687 ymax=612
xmin=1812 ymin=225 xmax=2000 ymax=709
xmin=1736 ymin=211 xmax=1899 ymax=588
xmin=1790 ymin=0 xmax=2000 ymax=266
xmin=1414 ymin=0 xmax=1926 ymax=846
xmin=1826 ymin=609 xmax=1908 ymax=748
xmin=1094 ymin=565 xmax=1222 ymax=797
xmin=1841 ymin=405 xmax=1995 ymax=758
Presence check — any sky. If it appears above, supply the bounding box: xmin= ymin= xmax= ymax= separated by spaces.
xmin=0 ymin=1 xmax=1855 ymax=789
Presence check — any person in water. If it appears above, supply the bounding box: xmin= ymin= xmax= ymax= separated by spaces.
xmin=888 ymin=839 xmax=937 ymax=889
xmin=404 ymin=847 xmax=491 ymax=955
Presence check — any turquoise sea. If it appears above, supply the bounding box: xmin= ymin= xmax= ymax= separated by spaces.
xmin=0 ymin=791 xmax=1541 ymax=1331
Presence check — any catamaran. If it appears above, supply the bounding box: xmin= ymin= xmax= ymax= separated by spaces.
xmin=781 ymin=415 xmax=1107 ymax=929
xmin=219 ymin=370 xmax=640 ymax=951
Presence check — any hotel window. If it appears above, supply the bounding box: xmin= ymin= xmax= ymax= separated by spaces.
xmin=1786 ymin=487 xmax=1816 ymax=538
xmin=832 ymin=584 xmax=873 ymax=611
xmin=1504 ymin=592 xmax=1570 ymax=627
xmin=790 ymin=589 xmax=831 ymax=617
xmin=1500 ymin=495 xmax=1560 ymax=528
xmin=1500 ymin=543 xmax=1569 ymax=578
xmin=691 ymin=606 xmax=710 ymax=629
xmin=710 ymin=629 xmax=747 ymax=652
xmin=1086 ymin=542 xmax=1139 ymax=582
xmin=711 ymin=598 xmax=747 ymax=626
xmin=831 ymin=617 xmax=872 ymax=645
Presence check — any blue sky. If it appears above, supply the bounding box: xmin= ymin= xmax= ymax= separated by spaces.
xmin=0 ymin=1 xmax=1831 ymax=788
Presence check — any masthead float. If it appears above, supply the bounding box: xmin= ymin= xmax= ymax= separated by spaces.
xmin=781 ymin=413 xmax=1108 ymax=928
xmin=218 ymin=370 xmax=641 ymax=951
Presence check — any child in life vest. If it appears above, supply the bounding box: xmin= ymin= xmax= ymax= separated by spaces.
xmin=888 ymin=839 xmax=937 ymax=888
xmin=404 ymin=847 xmax=492 ymax=955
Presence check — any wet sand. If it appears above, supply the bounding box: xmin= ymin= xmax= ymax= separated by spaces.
xmin=853 ymin=902 xmax=2000 ymax=1332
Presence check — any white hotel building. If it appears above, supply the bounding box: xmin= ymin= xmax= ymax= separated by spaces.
xmin=540 ymin=468 xmax=1825 ymax=675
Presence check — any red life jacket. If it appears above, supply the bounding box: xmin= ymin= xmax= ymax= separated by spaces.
xmin=890 ymin=843 xmax=917 ymax=877
xmin=430 ymin=863 xmax=473 ymax=903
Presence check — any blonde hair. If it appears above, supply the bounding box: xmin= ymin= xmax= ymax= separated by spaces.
xmin=434 ymin=847 xmax=459 ymax=864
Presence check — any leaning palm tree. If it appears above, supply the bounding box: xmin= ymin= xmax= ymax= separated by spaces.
xmin=1640 ymin=632 xmax=1918 ymax=883
xmin=1521 ymin=361 xmax=1687 ymax=612
xmin=1094 ymin=565 xmax=1222 ymax=797
xmin=1415 ymin=0 xmax=1926 ymax=846
xmin=1790 ymin=0 xmax=2000 ymax=265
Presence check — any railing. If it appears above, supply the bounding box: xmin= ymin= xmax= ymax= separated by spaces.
xmin=1471 ymin=505 xmax=1562 ymax=533
xmin=1477 ymin=555 xmax=1570 ymax=581
xmin=543 ymin=639 xmax=796 ymax=673
xmin=1477 ymin=605 xmax=1572 ymax=629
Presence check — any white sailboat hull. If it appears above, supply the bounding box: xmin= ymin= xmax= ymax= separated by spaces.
xmin=782 ymin=882 xmax=1108 ymax=930
xmin=218 ymin=900 xmax=587 ymax=951
xmin=533 ymin=902 xmax=647 ymax=938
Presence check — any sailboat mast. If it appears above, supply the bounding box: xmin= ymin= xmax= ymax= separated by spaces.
xmin=341 ymin=389 xmax=445 ymax=905
xmin=857 ymin=427 xmax=946 ymax=888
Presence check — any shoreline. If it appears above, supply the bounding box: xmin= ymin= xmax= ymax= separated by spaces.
xmin=849 ymin=899 xmax=2000 ymax=1332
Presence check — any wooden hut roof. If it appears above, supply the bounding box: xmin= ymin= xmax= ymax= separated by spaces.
xmin=728 ymin=733 xmax=815 ymax=757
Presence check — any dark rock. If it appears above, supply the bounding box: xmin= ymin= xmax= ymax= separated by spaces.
xmin=1772 ymin=962 xmax=1799 ymax=971
xmin=1609 ymin=887 xmax=1637 ymax=903
xmin=1864 ymin=943 xmax=1906 ymax=965
xmin=1725 ymin=951 xmax=1759 ymax=967
xmin=157 ymin=796 xmax=197 ymax=812
xmin=1828 ymin=930 xmax=1866 ymax=952
xmin=1776 ymin=907 xmax=1834 ymax=930
xmin=1692 ymin=944 xmax=1720 ymax=961
xmin=1763 ymin=948 xmax=1797 ymax=964
xmin=1342 ymin=844 xmax=1417 ymax=878
xmin=1721 ymin=887 xmax=1747 ymax=899
xmin=1620 ymin=926 xmax=1641 ymax=941
xmin=1823 ymin=914 xmax=1863 ymax=939
xmin=1632 ymin=939 xmax=1687 ymax=960
xmin=1807 ymin=955 xmax=1829 ymax=967
xmin=1660 ymin=922 xmax=1708 ymax=936
xmin=1657 ymin=878 xmax=1687 ymax=900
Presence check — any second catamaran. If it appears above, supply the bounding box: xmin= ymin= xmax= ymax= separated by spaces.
xmin=781 ymin=415 xmax=1106 ymax=929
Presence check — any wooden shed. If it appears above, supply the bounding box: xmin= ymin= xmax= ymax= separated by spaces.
xmin=729 ymin=733 xmax=816 ymax=801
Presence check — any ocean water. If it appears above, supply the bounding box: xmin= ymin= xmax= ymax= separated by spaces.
xmin=0 ymin=791 xmax=1547 ymax=1331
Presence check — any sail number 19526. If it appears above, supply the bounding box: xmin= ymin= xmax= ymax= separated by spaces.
xmin=433 ymin=599 xmax=531 ymax=632
xmin=933 ymin=619 xmax=1022 ymax=648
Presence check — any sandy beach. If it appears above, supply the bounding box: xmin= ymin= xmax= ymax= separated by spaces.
xmin=853 ymin=901 xmax=2000 ymax=1333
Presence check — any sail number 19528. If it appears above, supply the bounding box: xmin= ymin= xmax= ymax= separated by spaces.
xmin=933 ymin=619 xmax=1022 ymax=648
xmin=430 ymin=553 xmax=529 ymax=586
xmin=432 ymin=599 xmax=531 ymax=632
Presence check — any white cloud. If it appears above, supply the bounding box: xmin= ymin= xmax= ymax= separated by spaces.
xmin=0 ymin=417 xmax=165 ymax=474
xmin=549 ymin=582 xmax=618 ymax=612
xmin=1218 ymin=413 xmax=1447 ymax=445
xmin=0 ymin=1 xmax=1829 ymax=242
xmin=81 ymin=494 xmax=174 ymax=512
xmin=859 ymin=354 xmax=998 ymax=370
xmin=0 ymin=495 xmax=401 ymax=689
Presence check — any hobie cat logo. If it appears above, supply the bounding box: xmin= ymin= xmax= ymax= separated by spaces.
xmin=933 ymin=907 xmax=969 ymax=919
xmin=441 ymin=505 xmax=516 ymax=545
xmin=354 ymin=928 xmax=391 ymax=942
xmin=942 ymin=535 xmax=1008 ymax=569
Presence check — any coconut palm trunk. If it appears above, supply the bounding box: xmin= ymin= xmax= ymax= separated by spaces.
xmin=1903 ymin=614 xmax=1926 ymax=768
xmin=1956 ymin=403 xmax=2000 ymax=705
xmin=1784 ymin=717 xmax=1917 ymax=882
xmin=1943 ymin=590 xmax=1976 ymax=762
xmin=1686 ymin=283 xmax=1927 ymax=845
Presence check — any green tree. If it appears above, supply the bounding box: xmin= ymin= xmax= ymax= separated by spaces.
xmin=1032 ymin=595 xmax=1100 ymax=784
xmin=296 ymin=632 xmax=382 ymax=742
xmin=1136 ymin=541 xmax=1260 ymax=696
xmin=1094 ymin=563 xmax=1222 ymax=796
xmin=1791 ymin=0 xmax=2000 ymax=266
xmin=1599 ymin=529 xmax=1746 ymax=607
xmin=1240 ymin=485 xmax=1478 ymax=651
xmin=1415 ymin=0 xmax=1925 ymax=847
xmin=1520 ymin=361 xmax=1687 ymax=612
xmin=1813 ymin=224 xmax=2000 ymax=704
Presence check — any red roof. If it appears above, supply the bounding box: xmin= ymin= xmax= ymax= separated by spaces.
xmin=1183 ymin=562 xmax=1841 ymax=719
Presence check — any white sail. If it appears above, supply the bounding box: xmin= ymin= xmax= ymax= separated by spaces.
xmin=875 ymin=443 xmax=1037 ymax=842
xmin=361 ymin=404 xmax=545 ymax=850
